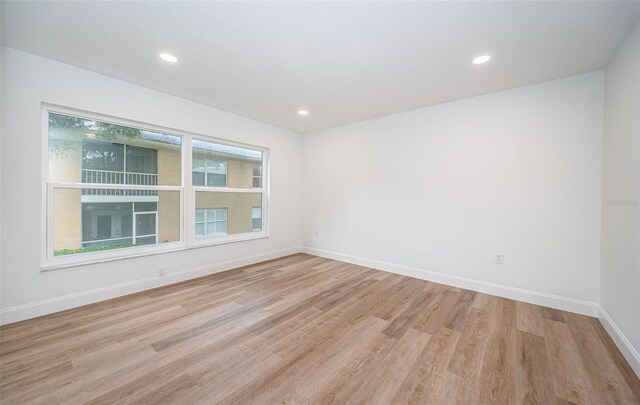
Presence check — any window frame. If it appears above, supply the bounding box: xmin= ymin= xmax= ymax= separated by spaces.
xmin=42 ymin=104 xmax=270 ymax=271
xmin=189 ymin=135 xmax=267 ymax=247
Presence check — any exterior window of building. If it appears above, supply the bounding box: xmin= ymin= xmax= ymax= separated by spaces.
xmin=45 ymin=108 xmax=268 ymax=269
xmin=253 ymin=166 xmax=262 ymax=188
xmin=81 ymin=140 xmax=159 ymax=196
xmin=252 ymin=207 xmax=262 ymax=231
xmin=192 ymin=158 xmax=227 ymax=187
xmin=195 ymin=208 xmax=228 ymax=238
xmin=81 ymin=202 xmax=158 ymax=247
xmin=82 ymin=141 xmax=124 ymax=172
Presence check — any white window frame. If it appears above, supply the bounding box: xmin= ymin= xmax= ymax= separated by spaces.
xmin=42 ymin=104 xmax=270 ymax=271
xmin=190 ymin=135 xmax=267 ymax=247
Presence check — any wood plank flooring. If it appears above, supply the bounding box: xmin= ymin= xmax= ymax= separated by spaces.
xmin=1 ymin=253 xmax=638 ymax=404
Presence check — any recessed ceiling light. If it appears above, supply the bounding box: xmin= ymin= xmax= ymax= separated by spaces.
xmin=298 ymin=110 xmax=309 ymax=116
xmin=159 ymin=53 xmax=178 ymax=63
xmin=472 ymin=55 xmax=491 ymax=65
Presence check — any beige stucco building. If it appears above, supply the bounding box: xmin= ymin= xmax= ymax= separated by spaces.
xmin=50 ymin=128 xmax=262 ymax=255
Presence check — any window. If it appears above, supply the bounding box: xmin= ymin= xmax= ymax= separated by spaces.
xmin=82 ymin=140 xmax=124 ymax=172
xmin=81 ymin=202 xmax=159 ymax=247
xmin=126 ymin=145 xmax=158 ymax=175
xmin=253 ymin=166 xmax=262 ymax=188
xmin=195 ymin=208 xmax=228 ymax=238
xmin=82 ymin=141 xmax=158 ymax=179
xmin=192 ymin=157 xmax=227 ymax=187
xmin=252 ymin=207 xmax=262 ymax=231
xmin=192 ymin=138 xmax=264 ymax=242
xmin=81 ymin=140 xmax=159 ymax=195
xmin=45 ymin=108 xmax=268 ymax=269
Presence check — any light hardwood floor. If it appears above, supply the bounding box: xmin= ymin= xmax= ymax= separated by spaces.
xmin=1 ymin=254 xmax=639 ymax=404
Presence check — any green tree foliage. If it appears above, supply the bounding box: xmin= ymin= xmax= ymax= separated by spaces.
xmin=48 ymin=113 xmax=142 ymax=157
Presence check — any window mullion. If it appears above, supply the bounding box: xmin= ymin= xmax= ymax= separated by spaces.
xmin=183 ymin=135 xmax=193 ymax=246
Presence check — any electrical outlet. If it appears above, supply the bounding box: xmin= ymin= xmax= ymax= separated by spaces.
xmin=494 ymin=253 xmax=504 ymax=265
xmin=315 ymin=230 xmax=319 ymax=237
xmin=158 ymin=268 xmax=166 ymax=278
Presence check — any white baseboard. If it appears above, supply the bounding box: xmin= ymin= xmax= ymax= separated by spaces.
xmin=302 ymin=246 xmax=598 ymax=317
xmin=597 ymin=308 xmax=640 ymax=378
xmin=0 ymin=246 xmax=302 ymax=325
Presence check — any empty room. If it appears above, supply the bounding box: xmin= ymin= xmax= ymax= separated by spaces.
xmin=0 ymin=1 xmax=639 ymax=404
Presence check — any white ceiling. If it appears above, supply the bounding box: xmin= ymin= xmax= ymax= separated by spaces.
xmin=2 ymin=1 xmax=639 ymax=133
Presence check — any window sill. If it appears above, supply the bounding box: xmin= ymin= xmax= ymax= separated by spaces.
xmin=41 ymin=233 xmax=270 ymax=272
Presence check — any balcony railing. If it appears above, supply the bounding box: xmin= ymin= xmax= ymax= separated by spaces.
xmin=82 ymin=169 xmax=158 ymax=196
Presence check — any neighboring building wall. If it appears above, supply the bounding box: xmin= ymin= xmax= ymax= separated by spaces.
xmin=228 ymin=158 xmax=257 ymax=188
xmin=53 ymin=189 xmax=82 ymax=251
xmin=157 ymin=146 xmax=181 ymax=244
xmin=158 ymin=190 xmax=180 ymax=243
xmin=50 ymin=135 xmax=82 ymax=250
xmin=158 ymin=146 xmax=181 ymax=186
xmin=196 ymin=192 xmax=261 ymax=235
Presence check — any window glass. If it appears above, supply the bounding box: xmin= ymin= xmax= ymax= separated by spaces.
xmin=213 ymin=220 xmax=227 ymax=235
xmin=82 ymin=140 xmax=124 ymax=172
xmin=192 ymin=139 xmax=261 ymax=189
xmin=126 ymin=145 xmax=158 ymax=174
xmin=208 ymin=160 xmax=227 ymax=174
xmin=135 ymin=202 xmax=157 ymax=212
xmin=207 ymin=173 xmax=227 ymax=187
xmin=252 ymin=207 xmax=262 ymax=231
xmin=195 ymin=209 xmax=205 ymax=222
xmin=82 ymin=202 xmax=132 ymax=243
xmin=49 ymin=112 xmax=181 ymax=186
xmin=135 ymin=213 xmax=157 ymax=246
xmin=195 ymin=192 xmax=261 ymax=238
xmin=53 ymin=189 xmax=179 ymax=256
xmin=195 ymin=223 xmax=205 ymax=238
xmin=192 ymin=172 xmax=206 ymax=186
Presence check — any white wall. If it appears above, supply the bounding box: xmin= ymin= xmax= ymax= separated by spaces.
xmin=0 ymin=47 xmax=303 ymax=324
xmin=0 ymin=7 xmax=3 ymax=311
xmin=600 ymin=21 xmax=640 ymax=375
xmin=302 ymin=71 xmax=604 ymax=314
